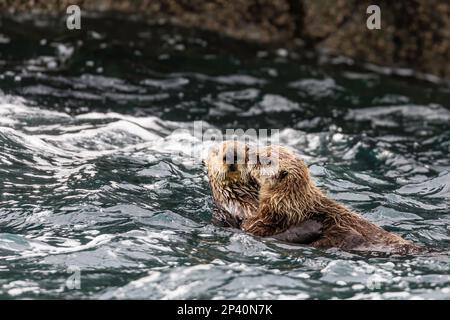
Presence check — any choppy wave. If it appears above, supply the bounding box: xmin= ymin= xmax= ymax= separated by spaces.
xmin=0 ymin=16 xmax=449 ymax=299
xmin=1 ymin=91 xmax=449 ymax=299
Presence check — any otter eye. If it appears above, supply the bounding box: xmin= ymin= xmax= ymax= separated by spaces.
xmin=278 ymin=170 xmax=288 ymax=180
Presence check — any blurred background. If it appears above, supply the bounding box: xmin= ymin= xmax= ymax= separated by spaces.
xmin=0 ymin=1 xmax=449 ymax=300
xmin=2 ymin=0 xmax=450 ymax=81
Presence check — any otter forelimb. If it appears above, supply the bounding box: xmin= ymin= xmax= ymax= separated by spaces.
xmin=211 ymin=207 xmax=243 ymax=229
xmin=271 ymin=220 xmax=323 ymax=244
xmin=242 ymin=216 xmax=323 ymax=244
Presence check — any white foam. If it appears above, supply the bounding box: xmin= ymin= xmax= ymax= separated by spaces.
xmin=4 ymin=234 xmax=114 ymax=260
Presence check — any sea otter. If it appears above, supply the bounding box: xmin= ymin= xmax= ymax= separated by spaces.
xmin=241 ymin=145 xmax=423 ymax=254
xmin=205 ymin=140 xmax=323 ymax=243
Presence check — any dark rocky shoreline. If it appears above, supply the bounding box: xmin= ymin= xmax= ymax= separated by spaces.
xmin=1 ymin=0 xmax=449 ymax=81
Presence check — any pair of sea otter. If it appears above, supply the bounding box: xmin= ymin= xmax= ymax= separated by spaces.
xmin=206 ymin=140 xmax=422 ymax=254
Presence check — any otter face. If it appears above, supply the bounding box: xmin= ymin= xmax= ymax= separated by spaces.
xmin=205 ymin=140 xmax=251 ymax=185
xmin=244 ymin=145 xmax=316 ymax=227
xmin=248 ymin=145 xmax=311 ymax=191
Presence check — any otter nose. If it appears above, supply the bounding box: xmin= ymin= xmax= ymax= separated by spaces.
xmin=223 ymin=153 xmax=239 ymax=164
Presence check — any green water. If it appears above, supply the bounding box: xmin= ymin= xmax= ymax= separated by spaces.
xmin=0 ymin=16 xmax=449 ymax=299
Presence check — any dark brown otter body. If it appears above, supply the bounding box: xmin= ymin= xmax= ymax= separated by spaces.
xmin=310 ymin=197 xmax=421 ymax=254
xmin=206 ymin=141 xmax=322 ymax=243
xmin=242 ymin=145 xmax=423 ymax=254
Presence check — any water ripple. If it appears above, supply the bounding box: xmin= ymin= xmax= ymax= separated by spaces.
xmin=0 ymin=17 xmax=449 ymax=299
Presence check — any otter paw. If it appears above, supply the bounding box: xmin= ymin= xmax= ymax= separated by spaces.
xmin=211 ymin=208 xmax=243 ymax=228
xmin=271 ymin=220 xmax=323 ymax=244
xmin=242 ymin=219 xmax=276 ymax=237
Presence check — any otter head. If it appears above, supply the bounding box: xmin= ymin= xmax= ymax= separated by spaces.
xmin=206 ymin=140 xmax=259 ymax=223
xmin=248 ymin=145 xmax=310 ymax=188
xmin=205 ymin=140 xmax=251 ymax=186
xmin=247 ymin=145 xmax=317 ymax=224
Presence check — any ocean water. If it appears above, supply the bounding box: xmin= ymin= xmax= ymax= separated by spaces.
xmin=0 ymin=16 xmax=449 ymax=299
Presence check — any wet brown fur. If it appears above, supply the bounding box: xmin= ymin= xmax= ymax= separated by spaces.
xmin=206 ymin=141 xmax=322 ymax=243
xmin=205 ymin=140 xmax=259 ymax=227
xmin=242 ymin=145 xmax=423 ymax=254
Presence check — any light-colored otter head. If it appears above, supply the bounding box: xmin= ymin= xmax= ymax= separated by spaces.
xmin=247 ymin=145 xmax=319 ymax=225
xmin=205 ymin=140 xmax=251 ymax=186
xmin=205 ymin=140 xmax=259 ymax=223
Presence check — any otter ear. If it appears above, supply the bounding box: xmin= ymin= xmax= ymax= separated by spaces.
xmin=277 ymin=170 xmax=288 ymax=180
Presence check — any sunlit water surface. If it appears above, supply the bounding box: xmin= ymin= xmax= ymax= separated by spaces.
xmin=0 ymin=16 xmax=449 ymax=299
